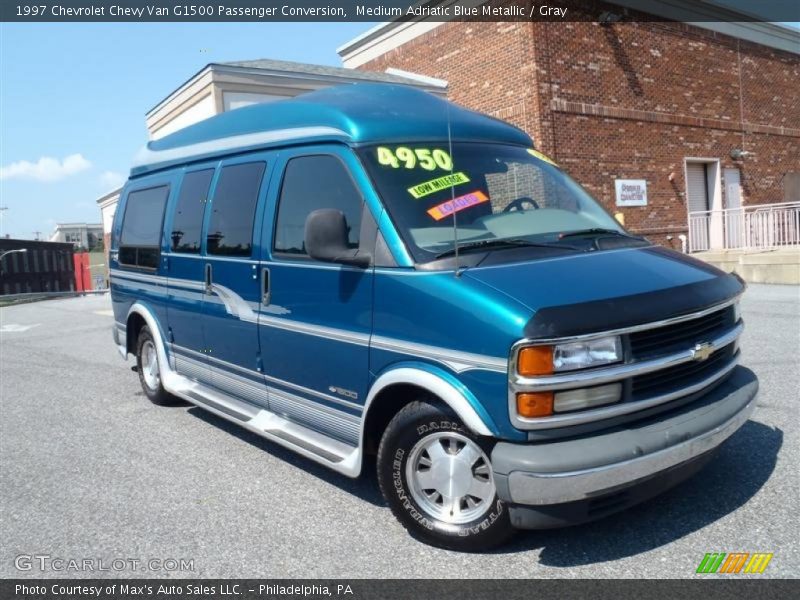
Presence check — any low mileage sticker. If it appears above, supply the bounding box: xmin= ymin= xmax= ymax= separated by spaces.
xmin=407 ymin=172 xmax=470 ymax=199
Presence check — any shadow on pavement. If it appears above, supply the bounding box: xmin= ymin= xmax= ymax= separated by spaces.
xmin=187 ymin=406 xmax=781 ymax=562
xmin=187 ymin=407 xmax=386 ymax=507
xmin=502 ymin=420 xmax=782 ymax=564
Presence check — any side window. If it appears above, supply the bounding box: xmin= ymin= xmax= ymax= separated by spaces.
xmin=207 ymin=162 xmax=266 ymax=257
xmin=274 ymin=155 xmax=363 ymax=256
xmin=118 ymin=185 xmax=169 ymax=269
xmin=171 ymin=169 xmax=214 ymax=253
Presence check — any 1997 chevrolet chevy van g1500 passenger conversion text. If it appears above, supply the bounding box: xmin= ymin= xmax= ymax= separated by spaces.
xmin=110 ymin=84 xmax=758 ymax=550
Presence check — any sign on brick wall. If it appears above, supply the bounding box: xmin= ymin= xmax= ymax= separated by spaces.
xmin=615 ymin=179 xmax=648 ymax=206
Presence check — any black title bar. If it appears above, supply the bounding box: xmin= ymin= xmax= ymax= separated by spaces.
xmin=2 ymin=1 xmax=799 ymax=22
xmin=3 ymin=579 xmax=800 ymax=600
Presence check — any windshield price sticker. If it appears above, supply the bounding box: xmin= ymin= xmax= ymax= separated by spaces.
xmin=408 ymin=172 xmax=470 ymax=199
xmin=527 ymin=148 xmax=558 ymax=166
xmin=378 ymin=146 xmax=453 ymax=171
xmin=427 ymin=191 xmax=490 ymax=221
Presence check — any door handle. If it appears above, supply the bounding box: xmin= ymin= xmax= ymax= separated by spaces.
xmin=204 ymin=263 xmax=213 ymax=295
xmin=261 ymin=267 xmax=270 ymax=305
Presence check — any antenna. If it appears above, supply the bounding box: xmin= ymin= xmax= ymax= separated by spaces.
xmin=445 ymin=98 xmax=460 ymax=276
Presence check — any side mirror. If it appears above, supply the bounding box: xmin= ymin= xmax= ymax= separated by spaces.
xmin=304 ymin=209 xmax=371 ymax=268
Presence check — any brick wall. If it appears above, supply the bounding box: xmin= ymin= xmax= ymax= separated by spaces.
xmin=357 ymin=18 xmax=800 ymax=245
xmin=360 ymin=21 xmax=540 ymax=134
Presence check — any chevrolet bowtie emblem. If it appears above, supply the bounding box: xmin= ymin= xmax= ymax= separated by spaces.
xmin=692 ymin=342 xmax=714 ymax=362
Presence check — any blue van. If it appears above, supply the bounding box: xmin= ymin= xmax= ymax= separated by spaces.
xmin=110 ymin=84 xmax=757 ymax=550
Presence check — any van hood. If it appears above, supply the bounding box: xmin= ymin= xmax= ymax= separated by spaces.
xmin=463 ymin=245 xmax=744 ymax=339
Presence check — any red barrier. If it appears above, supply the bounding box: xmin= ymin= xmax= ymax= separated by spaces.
xmin=73 ymin=252 xmax=92 ymax=292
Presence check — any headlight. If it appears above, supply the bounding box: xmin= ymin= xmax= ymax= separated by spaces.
xmin=516 ymin=335 xmax=622 ymax=376
xmin=553 ymin=336 xmax=622 ymax=372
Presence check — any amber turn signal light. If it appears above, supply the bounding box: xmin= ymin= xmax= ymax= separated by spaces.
xmin=516 ymin=392 xmax=554 ymax=418
xmin=517 ymin=346 xmax=554 ymax=376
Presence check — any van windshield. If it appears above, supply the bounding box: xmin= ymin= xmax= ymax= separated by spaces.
xmin=358 ymin=142 xmax=632 ymax=264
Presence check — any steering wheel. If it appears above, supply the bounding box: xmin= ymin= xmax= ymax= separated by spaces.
xmin=503 ymin=197 xmax=540 ymax=212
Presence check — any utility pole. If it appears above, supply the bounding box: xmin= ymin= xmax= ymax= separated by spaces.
xmin=0 ymin=207 xmax=7 ymax=238
xmin=32 ymin=231 xmax=41 ymax=241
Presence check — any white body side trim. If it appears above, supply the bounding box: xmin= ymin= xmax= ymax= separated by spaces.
xmin=113 ymin=268 xmax=507 ymax=374
xmin=123 ymin=307 xmax=494 ymax=479
xmin=125 ymin=303 xmax=363 ymax=477
xmin=363 ymin=368 xmax=493 ymax=438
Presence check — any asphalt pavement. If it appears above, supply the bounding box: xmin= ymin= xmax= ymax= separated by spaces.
xmin=1 ymin=285 xmax=798 ymax=578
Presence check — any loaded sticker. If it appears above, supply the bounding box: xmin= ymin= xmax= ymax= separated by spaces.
xmin=427 ymin=191 xmax=489 ymax=221
xmin=408 ymin=172 xmax=470 ymax=199
xmin=527 ymin=148 xmax=558 ymax=166
xmin=377 ymin=146 xmax=453 ymax=171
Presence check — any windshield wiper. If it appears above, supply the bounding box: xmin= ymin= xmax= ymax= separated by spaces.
xmin=558 ymin=228 xmax=643 ymax=240
xmin=434 ymin=238 xmax=578 ymax=260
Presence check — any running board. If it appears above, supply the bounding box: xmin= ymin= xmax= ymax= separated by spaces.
xmin=163 ymin=371 xmax=362 ymax=477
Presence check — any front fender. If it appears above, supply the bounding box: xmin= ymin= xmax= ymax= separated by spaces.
xmin=364 ymin=362 xmax=499 ymax=438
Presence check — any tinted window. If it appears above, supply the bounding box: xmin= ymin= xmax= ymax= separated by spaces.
xmin=357 ymin=143 xmax=624 ymax=263
xmin=274 ymin=155 xmax=362 ymax=256
xmin=119 ymin=185 xmax=169 ymax=269
xmin=171 ymin=169 xmax=214 ymax=253
xmin=207 ymin=162 xmax=265 ymax=257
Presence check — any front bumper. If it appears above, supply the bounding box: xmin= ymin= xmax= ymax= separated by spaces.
xmin=491 ymin=366 xmax=758 ymax=527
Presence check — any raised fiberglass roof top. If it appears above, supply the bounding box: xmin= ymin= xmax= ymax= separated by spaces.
xmin=131 ymin=83 xmax=531 ymax=177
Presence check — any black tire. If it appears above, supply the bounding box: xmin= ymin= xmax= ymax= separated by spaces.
xmin=135 ymin=326 xmax=179 ymax=406
xmin=377 ymin=399 xmax=515 ymax=551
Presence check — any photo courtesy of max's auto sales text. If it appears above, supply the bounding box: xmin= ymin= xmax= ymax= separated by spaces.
xmin=0 ymin=1 xmax=798 ymax=598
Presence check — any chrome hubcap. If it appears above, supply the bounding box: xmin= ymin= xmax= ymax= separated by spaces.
xmin=406 ymin=431 xmax=495 ymax=525
xmin=141 ymin=340 xmax=160 ymax=391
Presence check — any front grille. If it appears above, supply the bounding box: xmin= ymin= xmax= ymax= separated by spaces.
xmin=631 ymin=343 xmax=735 ymax=399
xmin=629 ymin=306 xmax=735 ymax=359
xmin=512 ymin=301 xmax=742 ymax=432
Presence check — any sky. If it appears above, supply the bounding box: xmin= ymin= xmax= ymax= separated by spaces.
xmin=0 ymin=21 xmax=797 ymax=240
xmin=0 ymin=23 xmax=373 ymax=240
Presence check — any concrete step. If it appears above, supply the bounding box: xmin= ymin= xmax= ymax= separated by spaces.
xmin=692 ymin=248 xmax=800 ymax=284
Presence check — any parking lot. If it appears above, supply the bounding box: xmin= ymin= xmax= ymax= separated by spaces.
xmin=1 ymin=284 xmax=798 ymax=578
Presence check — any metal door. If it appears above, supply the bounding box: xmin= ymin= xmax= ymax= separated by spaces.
xmin=724 ymin=168 xmax=743 ymax=248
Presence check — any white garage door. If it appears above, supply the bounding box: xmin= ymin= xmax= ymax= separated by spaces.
xmin=686 ymin=163 xmax=710 ymax=213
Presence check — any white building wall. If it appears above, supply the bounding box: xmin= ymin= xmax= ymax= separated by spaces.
xmin=101 ymin=202 xmax=117 ymax=235
xmin=222 ymin=91 xmax=286 ymax=111
xmin=151 ymin=93 xmax=216 ymax=140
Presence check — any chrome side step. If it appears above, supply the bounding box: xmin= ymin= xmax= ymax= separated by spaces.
xmin=185 ymin=390 xmax=255 ymax=423
xmin=162 ymin=370 xmax=362 ymax=477
xmin=266 ymin=429 xmax=345 ymax=464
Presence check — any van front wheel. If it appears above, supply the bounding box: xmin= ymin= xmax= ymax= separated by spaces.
xmin=376 ymin=399 xmax=514 ymax=551
xmin=136 ymin=326 xmax=178 ymax=406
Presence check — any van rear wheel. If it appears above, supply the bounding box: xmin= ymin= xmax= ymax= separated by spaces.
xmin=136 ymin=326 xmax=179 ymax=406
xmin=376 ymin=399 xmax=514 ymax=551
